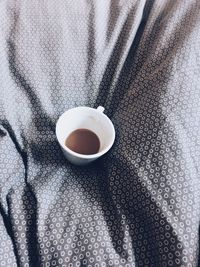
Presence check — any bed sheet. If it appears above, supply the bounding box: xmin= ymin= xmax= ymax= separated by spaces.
xmin=0 ymin=0 xmax=200 ymax=266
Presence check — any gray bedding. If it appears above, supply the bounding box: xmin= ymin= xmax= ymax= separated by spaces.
xmin=0 ymin=0 xmax=200 ymax=266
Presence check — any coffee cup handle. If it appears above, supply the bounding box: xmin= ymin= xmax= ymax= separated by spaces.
xmin=97 ymin=106 xmax=105 ymax=113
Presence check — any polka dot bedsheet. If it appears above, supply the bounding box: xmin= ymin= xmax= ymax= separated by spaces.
xmin=0 ymin=1 xmax=200 ymax=266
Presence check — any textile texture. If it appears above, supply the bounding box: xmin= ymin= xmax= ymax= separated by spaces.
xmin=0 ymin=0 xmax=200 ymax=266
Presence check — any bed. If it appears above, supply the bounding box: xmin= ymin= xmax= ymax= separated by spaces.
xmin=0 ymin=0 xmax=200 ymax=266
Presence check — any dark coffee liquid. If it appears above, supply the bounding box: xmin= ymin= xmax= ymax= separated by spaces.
xmin=65 ymin=129 xmax=100 ymax=155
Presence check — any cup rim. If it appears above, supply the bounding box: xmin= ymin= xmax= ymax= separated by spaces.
xmin=56 ymin=106 xmax=115 ymax=159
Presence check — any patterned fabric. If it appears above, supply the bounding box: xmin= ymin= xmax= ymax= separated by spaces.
xmin=0 ymin=0 xmax=200 ymax=266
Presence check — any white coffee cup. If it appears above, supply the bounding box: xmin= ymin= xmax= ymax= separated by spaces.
xmin=56 ymin=106 xmax=115 ymax=165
